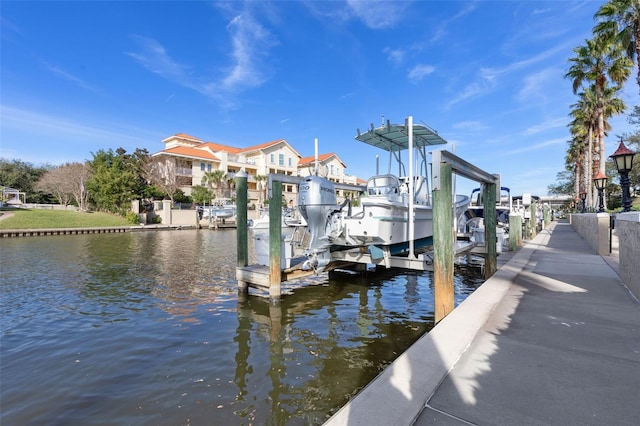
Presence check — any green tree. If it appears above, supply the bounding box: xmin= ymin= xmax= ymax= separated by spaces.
xmin=547 ymin=170 xmax=575 ymax=196
xmin=0 ymin=158 xmax=52 ymax=203
xmin=565 ymin=36 xmax=632 ymax=179
xmin=201 ymin=169 xmax=226 ymax=199
xmin=191 ymin=185 xmax=214 ymax=205
xmin=567 ymin=82 xmax=624 ymax=209
xmin=594 ymin=0 xmax=640 ymax=94
xmin=86 ymin=148 xmax=150 ymax=214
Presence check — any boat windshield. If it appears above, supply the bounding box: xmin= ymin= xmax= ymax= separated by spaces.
xmin=366 ymin=175 xmax=400 ymax=196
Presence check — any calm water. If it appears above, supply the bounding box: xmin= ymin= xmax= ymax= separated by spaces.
xmin=0 ymin=229 xmax=483 ymax=425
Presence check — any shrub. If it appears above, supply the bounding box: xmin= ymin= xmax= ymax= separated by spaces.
xmin=125 ymin=211 xmax=140 ymax=224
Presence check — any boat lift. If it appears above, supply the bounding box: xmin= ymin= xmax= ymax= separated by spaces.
xmin=235 ymin=117 xmax=504 ymax=313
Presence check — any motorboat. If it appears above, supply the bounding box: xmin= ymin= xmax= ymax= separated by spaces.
xmin=199 ymin=200 xmax=236 ymax=220
xmin=459 ymin=186 xmax=512 ymax=251
xmin=461 ymin=186 xmax=512 ymax=227
xmin=297 ymin=119 xmax=470 ymax=272
xmin=250 ymin=207 xmax=307 ymax=230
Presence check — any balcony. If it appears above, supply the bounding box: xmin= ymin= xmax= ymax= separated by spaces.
xmin=176 ymin=167 xmax=192 ymax=176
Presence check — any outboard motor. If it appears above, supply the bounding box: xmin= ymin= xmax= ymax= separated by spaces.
xmin=297 ymin=175 xmax=339 ymax=270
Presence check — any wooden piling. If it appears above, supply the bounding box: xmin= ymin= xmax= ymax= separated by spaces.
xmin=509 ymin=213 xmax=522 ymax=251
xmin=236 ymin=171 xmax=249 ymax=294
xmin=433 ymin=162 xmax=454 ymax=323
xmin=530 ymin=202 xmax=537 ymax=238
xmin=269 ymin=181 xmax=283 ymax=298
xmin=483 ymin=182 xmax=497 ymax=279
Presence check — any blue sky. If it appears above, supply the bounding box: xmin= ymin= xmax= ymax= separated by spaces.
xmin=1 ymin=0 xmax=637 ymax=197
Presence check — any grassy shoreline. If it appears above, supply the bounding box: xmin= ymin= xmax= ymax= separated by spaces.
xmin=0 ymin=209 xmax=131 ymax=229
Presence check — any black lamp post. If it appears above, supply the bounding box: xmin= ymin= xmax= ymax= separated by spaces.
xmin=593 ymin=171 xmax=608 ymax=213
xmin=609 ymin=139 xmax=636 ymax=212
xmin=579 ymin=191 xmax=586 ymax=213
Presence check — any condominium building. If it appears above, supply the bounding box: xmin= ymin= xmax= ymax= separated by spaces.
xmin=152 ymin=133 xmax=362 ymax=208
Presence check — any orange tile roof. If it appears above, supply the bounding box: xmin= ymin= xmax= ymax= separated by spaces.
xmin=201 ymin=142 xmax=242 ymax=154
xmin=162 ymin=133 xmax=203 ymax=143
xmin=298 ymin=153 xmax=346 ymax=167
xmin=161 ymin=146 xmax=220 ymax=161
xmin=239 ymin=139 xmax=287 ymax=154
xmin=298 ymin=153 xmax=334 ymax=165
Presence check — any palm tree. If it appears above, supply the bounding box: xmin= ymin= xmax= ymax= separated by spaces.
xmin=565 ymin=37 xmax=632 ymax=178
xmin=255 ymin=174 xmax=268 ymax=206
xmin=594 ymin=0 xmax=640 ymax=95
xmin=201 ymin=169 xmax=226 ymax=199
xmin=569 ymin=89 xmax=597 ymax=206
xmin=567 ymin=81 xmax=625 ymax=209
xmin=564 ymin=139 xmax=583 ymax=208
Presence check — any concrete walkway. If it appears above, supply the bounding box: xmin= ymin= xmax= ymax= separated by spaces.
xmin=326 ymin=220 xmax=640 ymax=426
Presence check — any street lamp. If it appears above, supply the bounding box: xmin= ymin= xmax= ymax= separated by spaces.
xmin=579 ymin=191 xmax=586 ymax=213
xmin=609 ymin=139 xmax=636 ymax=212
xmin=593 ymin=171 xmax=608 ymax=213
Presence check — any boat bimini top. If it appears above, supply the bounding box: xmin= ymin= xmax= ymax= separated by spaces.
xmin=355 ymin=120 xmax=448 ymax=151
xmin=355 ymin=118 xmax=448 ymax=179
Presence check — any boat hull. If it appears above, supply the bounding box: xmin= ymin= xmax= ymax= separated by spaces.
xmin=327 ymin=195 xmax=468 ymax=252
xmin=333 ymin=202 xmax=434 ymax=247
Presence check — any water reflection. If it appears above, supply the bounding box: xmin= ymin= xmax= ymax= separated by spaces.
xmin=0 ymin=230 xmax=483 ymax=425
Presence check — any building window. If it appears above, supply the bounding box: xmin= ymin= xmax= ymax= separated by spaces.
xmin=279 ymin=153 xmax=284 ymax=166
xmin=207 ymin=164 xmax=212 ymax=172
xmin=288 ymin=157 xmax=292 ymax=167
xmin=331 ymin=165 xmax=334 ymax=175
xmin=270 ymin=153 xmax=275 ymax=164
xmin=201 ymin=162 xmax=205 ymax=171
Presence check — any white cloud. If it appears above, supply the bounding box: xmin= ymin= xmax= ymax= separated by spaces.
xmin=126 ymin=9 xmax=276 ymax=111
xmin=383 ymin=47 xmax=405 ymax=66
xmin=42 ymin=62 xmax=102 ymax=93
xmin=1 ymin=105 xmax=161 ymax=151
xmin=222 ymin=13 xmax=274 ymax=91
xmin=126 ymin=35 xmax=195 ymax=87
xmin=518 ymin=67 xmax=560 ymax=103
xmin=408 ymin=64 xmax=435 ymax=82
xmin=505 ymin=137 xmax=565 ymax=155
xmin=524 ymin=117 xmax=567 ymax=135
xmin=453 ymin=121 xmax=488 ymax=132
xmin=346 ymin=0 xmax=408 ymax=29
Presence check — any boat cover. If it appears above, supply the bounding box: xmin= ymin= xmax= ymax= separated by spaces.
xmin=355 ymin=122 xmax=448 ymax=151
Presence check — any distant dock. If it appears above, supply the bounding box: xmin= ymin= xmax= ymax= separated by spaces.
xmin=0 ymin=224 xmax=195 ymax=238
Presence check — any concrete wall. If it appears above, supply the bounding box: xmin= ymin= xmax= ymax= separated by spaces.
xmin=616 ymin=212 xmax=640 ymax=300
xmin=571 ymin=212 xmax=639 ymax=300
xmin=569 ymin=213 xmax=610 ymax=256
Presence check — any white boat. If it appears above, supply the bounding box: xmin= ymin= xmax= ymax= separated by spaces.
xmin=297 ymin=120 xmax=470 ymax=271
xmin=199 ymin=200 xmax=236 ymax=219
xmin=250 ymin=208 xmax=307 ymax=230
xmin=461 ymin=186 xmax=512 ymax=227
xmin=458 ymin=187 xmax=513 ymax=252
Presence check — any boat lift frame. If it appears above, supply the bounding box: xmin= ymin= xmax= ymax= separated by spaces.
xmin=236 ymin=117 xmax=502 ymax=311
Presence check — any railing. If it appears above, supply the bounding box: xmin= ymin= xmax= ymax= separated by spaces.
xmin=227 ymin=154 xmax=256 ymax=165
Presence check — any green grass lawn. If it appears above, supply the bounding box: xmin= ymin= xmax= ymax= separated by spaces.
xmin=0 ymin=209 xmax=131 ymax=229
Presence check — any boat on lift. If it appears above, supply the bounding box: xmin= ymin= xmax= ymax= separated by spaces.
xmin=459 ymin=186 xmax=512 ymax=251
xmin=460 ymin=186 xmax=512 ymax=228
xmin=297 ymin=119 xmax=470 ymax=272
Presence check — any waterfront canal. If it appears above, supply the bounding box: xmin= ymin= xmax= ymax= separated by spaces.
xmin=1 ymin=229 xmax=484 ymax=425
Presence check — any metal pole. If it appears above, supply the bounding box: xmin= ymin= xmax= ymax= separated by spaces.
xmin=620 ymin=171 xmax=632 ymax=212
xmin=407 ymin=116 xmax=415 ymax=259
xmin=597 ymin=188 xmax=605 ymax=213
